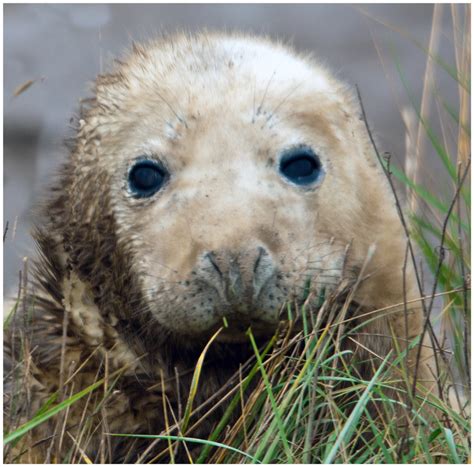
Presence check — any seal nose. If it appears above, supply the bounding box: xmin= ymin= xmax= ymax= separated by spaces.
xmin=195 ymin=247 xmax=275 ymax=306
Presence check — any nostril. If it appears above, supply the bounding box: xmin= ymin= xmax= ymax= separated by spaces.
xmin=253 ymin=246 xmax=269 ymax=273
xmin=252 ymin=247 xmax=275 ymax=300
xmin=194 ymin=252 xmax=227 ymax=302
xmin=253 ymin=247 xmax=262 ymax=273
xmin=205 ymin=252 xmax=223 ymax=278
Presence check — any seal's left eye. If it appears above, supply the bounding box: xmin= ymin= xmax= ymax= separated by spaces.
xmin=128 ymin=160 xmax=167 ymax=198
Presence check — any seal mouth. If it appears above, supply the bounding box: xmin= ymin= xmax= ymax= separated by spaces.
xmin=213 ymin=313 xmax=281 ymax=343
xmin=211 ymin=282 xmax=358 ymax=343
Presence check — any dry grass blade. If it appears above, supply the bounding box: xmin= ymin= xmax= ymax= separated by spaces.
xmin=412 ymin=4 xmax=443 ymax=214
xmin=66 ymin=432 xmax=93 ymax=464
xmin=13 ymin=79 xmax=35 ymax=97
xmin=180 ymin=326 xmax=223 ymax=434
xmin=451 ymin=4 xmax=470 ymax=168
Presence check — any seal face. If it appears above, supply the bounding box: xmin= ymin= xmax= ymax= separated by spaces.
xmin=33 ymin=33 xmax=419 ymax=350
xmin=94 ymin=36 xmax=359 ymax=341
xmin=60 ymin=34 xmax=407 ymax=344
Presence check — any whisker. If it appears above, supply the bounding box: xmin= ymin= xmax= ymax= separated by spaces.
xmin=256 ymin=70 xmax=276 ymax=116
xmin=155 ymin=90 xmax=188 ymax=129
xmin=267 ymin=81 xmax=305 ymax=121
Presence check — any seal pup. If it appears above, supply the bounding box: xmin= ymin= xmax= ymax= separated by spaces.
xmin=4 ymin=32 xmax=439 ymax=463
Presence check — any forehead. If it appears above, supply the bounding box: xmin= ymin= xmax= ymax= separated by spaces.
xmin=215 ymin=37 xmax=332 ymax=92
xmin=119 ymin=36 xmax=338 ymax=108
xmin=92 ymin=35 xmax=348 ymax=158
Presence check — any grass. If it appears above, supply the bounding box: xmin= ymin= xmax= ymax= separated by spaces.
xmin=4 ymin=286 xmax=470 ymax=463
xmin=384 ymin=3 xmax=470 ymax=399
xmin=4 ymin=5 xmax=470 ymax=464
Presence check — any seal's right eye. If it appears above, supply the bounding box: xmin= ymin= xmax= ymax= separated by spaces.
xmin=128 ymin=160 xmax=167 ymax=198
xmin=279 ymin=146 xmax=322 ymax=186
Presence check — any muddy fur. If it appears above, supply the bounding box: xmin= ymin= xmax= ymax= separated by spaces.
xmin=4 ymin=32 xmax=440 ymax=463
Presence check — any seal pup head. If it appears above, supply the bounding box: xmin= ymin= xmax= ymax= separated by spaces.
xmin=59 ymin=32 xmax=410 ymax=343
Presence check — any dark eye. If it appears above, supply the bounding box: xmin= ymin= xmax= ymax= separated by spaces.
xmin=279 ymin=146 xmax=322 ymax=185
xmin=128 ymin=159 xmax=167 ymax=198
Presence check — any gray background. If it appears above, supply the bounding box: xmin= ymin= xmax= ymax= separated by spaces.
xmin=4 ymin=4 xmax=460 ymax=292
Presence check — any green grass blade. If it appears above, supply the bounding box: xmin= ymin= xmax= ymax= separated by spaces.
xmin=438 ymin=96 xmax=471 ymax=136
xmin=322 ymin=351 xmax=392 ymax=464
xmin=4 ymin=377 xmax=106 ymax=445
xmin=3 ymin=300 xmax=19 ymax=329
xmin=386 ymin=163 xmax=466 ymax=228
xmin=443 ymin=428 xmax=461 ymax=463
xmin=411 ymin=214 xmax=464 ymax=258
xmin=109 ymin=433 xmax=261 ymax=463
xmin=181 ymin=327 xmax=222 ymax=433
xmin=247 ymin=329 xmax=294 ymax=463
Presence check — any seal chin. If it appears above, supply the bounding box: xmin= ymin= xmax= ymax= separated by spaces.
xmin=214 ymin=316 xmax=281 ymax=343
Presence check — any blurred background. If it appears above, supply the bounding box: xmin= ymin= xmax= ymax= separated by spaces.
xmin=3 ymin=4 xmax=463 ymax=292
